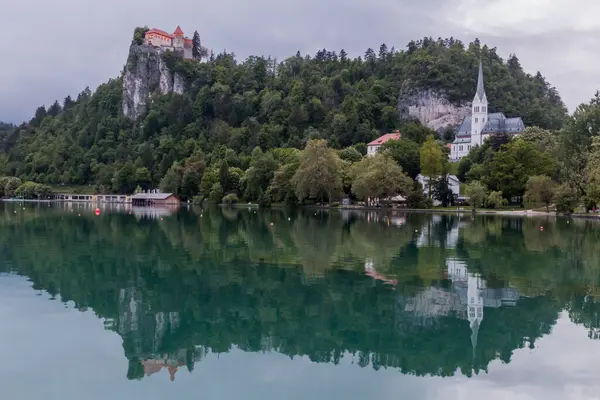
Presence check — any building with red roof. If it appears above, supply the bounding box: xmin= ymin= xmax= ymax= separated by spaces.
xmin=144 ymin=26 xmax=194 ymax=59
xmin=367 ymin=130 xmax=401 ymax=156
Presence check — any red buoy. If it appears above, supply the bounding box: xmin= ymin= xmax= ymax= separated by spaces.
xmin=95 ymin=208 xmax=101 ymax=216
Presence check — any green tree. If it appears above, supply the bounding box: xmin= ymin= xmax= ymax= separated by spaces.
xmin=209 ymin=183 xmax=224 ymax=203
xmin=293 ymin=140 xmax=342 ymax=203
xmin=431 ymin=175 xmax=455 ymax=207
xmin=192 ymin=30 xmax=202 ymax=60
xmin=339 ymin=147 xmax=363 ymax=163
xmin=4 ymin=177 xmax=22 ymax=197
xmin=465 ymin=181 xmax=487 ymax=211
xmin=525 ymin=175 xmax=555 ymax=212
xmin=554 ymin=183 xmax=579 ymax=214
xmin=381 ymin=139 xmax=421 ymax=179
xmin=485 ymin=191 xmax=506 ymax=209
xmin=420 ymin=136 xmax=444 ymax=197
xmin=350 ymin=153 xmax=412 ymax=204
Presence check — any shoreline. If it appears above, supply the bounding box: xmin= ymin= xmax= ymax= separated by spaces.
xmin=4 ymin=198 xmax=600 ymax=220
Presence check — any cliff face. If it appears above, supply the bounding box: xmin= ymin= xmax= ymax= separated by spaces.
xmin=122 ymin=44 xmax=186 ymax=120
xmin=397 ymin=83 xmax=471 ymax=133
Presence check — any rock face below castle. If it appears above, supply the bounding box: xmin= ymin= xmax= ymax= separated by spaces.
xmin=122 ymin=44 xmax=186 ymax=120
xmin=397 ymin=84 xmax=471 ymax=133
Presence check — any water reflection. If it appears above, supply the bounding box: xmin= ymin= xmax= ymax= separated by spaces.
xmin=1 ymin=203 xmax=599 ymax=382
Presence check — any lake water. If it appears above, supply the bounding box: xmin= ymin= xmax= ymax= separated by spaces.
xmin=2 ymin=202 xmax=600 ymax=399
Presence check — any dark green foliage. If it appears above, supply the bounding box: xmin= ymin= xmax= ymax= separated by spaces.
xmin=132 ymin=26 xmax=149 ymax=45
xmin=380 ymin=139 xmax=421 ymax=178
xmin=432 ymin=175 xmax=455 ymax=206
xmin=1 ymin=37 xmax=567 ymax=198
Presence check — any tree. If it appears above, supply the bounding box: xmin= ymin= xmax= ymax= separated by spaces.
xmin=554 ymin=183 xmax=579 ymax=214
xmin=292 ymin=140 xmax=342 ymax=203
xmin=420 ymin=136 xmax=444 ymax=197
xmin=192 ymin=30 xmax=202 ymax=60
xmin=209 ymin=183 xmax=223 ymax=203
xmin=4 ymin=177 xmax=22 ymax=197
xmin=485 ymin=191 xmax=506 ymax=209
xmin=350 ymin=153 xmax=412 ymax=204
xmin=431 ymin=175 xmax=455 ymax=207
xmin=465 ymin=181 xmax=487 ymax=211
xmin=219 ymin=160 xmax=229 ymax=191
xmin=339 ymin=147 xmax=363 ymax=163
xmin=525 ymin=175 xmax=555 ymax=212
xmin=380 ymin=139 xmax=420 ymax=179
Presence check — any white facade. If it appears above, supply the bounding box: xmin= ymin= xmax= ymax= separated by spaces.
xmin=367 ymin=144 xmax=381 ymax=156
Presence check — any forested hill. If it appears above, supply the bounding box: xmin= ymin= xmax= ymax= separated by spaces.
xmin=0 ymin=36 xmax=567 ymax=190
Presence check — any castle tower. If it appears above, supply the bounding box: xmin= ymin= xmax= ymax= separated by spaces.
xmin=470 ymin=61 xmax=488 ymax=146
xmin=172 ymin=26 xmax=184 ymax=49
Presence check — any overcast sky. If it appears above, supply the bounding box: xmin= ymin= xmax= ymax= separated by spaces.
xmin=1 ymin=0 xmax=599 ymax=123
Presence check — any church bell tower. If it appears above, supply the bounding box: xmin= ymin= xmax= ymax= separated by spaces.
xmin=471 ymin=61 xmax=488 ymax=146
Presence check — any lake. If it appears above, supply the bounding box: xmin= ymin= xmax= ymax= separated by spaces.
xmin=1 ymin=202 xmax=600 ymax=399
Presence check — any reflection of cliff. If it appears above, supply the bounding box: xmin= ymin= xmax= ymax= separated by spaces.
xmin=0 ymin=204 xmax=591 ymax=380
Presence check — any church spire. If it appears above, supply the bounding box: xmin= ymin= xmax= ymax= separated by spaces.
xmin=475 ymin=61 xmax=486 ymax=102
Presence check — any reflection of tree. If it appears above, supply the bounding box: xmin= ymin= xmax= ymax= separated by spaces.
xmin=567 ymin=295 xmax=600 ymax=340
xmin=0 ymin=203 xmax=569 ymax=380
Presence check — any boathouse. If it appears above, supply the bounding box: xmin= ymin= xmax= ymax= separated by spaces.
xmin=130 ymin=192 xmax=179 ymax=206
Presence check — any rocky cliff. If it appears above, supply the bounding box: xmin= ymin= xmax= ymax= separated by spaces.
xmin=122 ymin=44 xmax=185 ymax=120
xmin=397 ymin=83 xmax=471 ymax=133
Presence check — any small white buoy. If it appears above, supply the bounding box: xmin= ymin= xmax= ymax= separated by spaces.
xmin=288 ymin=217 xmax=291 ymax=221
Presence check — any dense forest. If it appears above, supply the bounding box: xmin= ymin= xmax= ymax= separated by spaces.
xmin=0 ymin=33 xmax=575 ymax=206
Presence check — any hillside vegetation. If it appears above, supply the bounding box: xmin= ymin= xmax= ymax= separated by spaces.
xmin=0 ymin=35 xmax=571 ymax=205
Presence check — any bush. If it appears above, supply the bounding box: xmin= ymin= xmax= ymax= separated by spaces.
xmin=192 ymin=195 xmax=204 ymax=205
xmin=222 ymin=193 xmax=239 ymax=205
xmin=14 ymin=182 xmax=54 ymax=199
xmin=554 ymin=184 xmax=578 ymax=214
xmin=485 ymin=191 xmax=506 ymax=209
xmin=329 ymin=201 xmax=340 ymax=207
xmin=208 ymin=183 xmax=223 ymax=203
xmin=4 ymin=177 xmax=22 ymax=197
xmin=0 ymin=177 xmax=9 ymax=197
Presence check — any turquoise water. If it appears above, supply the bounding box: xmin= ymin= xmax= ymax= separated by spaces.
xmin=1 ymin=202 xmax=600 ymax=399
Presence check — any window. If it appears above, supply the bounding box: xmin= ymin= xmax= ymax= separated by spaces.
xmin=459 ymin=145 xmax=463 ymax=151
xmin=468 ymin=145 xmax=471 ymax=150
xmin=474 ymin=106 xmax=479 ymax=112
xmin=475 ymin=118 xmax=478 ymax=123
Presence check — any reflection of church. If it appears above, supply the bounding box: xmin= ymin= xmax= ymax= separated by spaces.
xmin=402 ymin=258 xmax=519 ymax=351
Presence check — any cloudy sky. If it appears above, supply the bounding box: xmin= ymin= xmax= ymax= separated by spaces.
xmin=1 ymin=0 xmax=599 ymax=123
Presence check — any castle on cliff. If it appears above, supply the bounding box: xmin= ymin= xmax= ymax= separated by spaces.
xmin=144 ymin=26 xmax=193 ymax=60
xmin=449 ymin=62 xmax=525 ymax=161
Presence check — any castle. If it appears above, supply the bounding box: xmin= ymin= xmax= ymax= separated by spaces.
xmin=144 ymin=26 xmax=193 ymax=60
xmin=449 ymin=62 xmax=525 ymax=161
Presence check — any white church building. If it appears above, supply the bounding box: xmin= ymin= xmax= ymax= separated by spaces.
xmin=449 ymin=62 xmax=525 ymax=162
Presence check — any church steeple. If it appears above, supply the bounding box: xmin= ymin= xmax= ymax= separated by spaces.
xmin=470 ymin=60 xmax=488 ymax=145
xmin=474 ymin=61 xmax=487 ymax=102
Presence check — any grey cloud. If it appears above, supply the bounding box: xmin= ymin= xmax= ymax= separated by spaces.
xmin=0 ymin=0 xmax=594 ymax=123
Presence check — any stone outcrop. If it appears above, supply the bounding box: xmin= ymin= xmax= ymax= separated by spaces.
xmin=122 ymin=44 xmax=186 ymax=120
xmin=397 ymin=83 xmax=471 ymax=133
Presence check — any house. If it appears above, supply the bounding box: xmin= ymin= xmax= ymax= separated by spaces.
xmin=416 ymin=174 xmax=460 ymax=205
xmin=449 ymin=62 xmax=525 ymax=162
xmin=131 ymin=192 xmax=180 ymax=206
xmin=144 ymin=26 xmax=193 ymax=59
xmin=367 ymin=130 xmax=401 ymax=156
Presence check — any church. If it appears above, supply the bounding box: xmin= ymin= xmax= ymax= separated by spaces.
xmin=449 ymin=62 xmax=525 ymax=161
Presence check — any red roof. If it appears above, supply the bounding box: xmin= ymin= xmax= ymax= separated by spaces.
xmin=367 ymin=131 xmax=401 ymax=146
xmin=173 ymin=26 xmax=184 ymax=36
xmin=146 ymin=28 xmax=173 ymax=39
